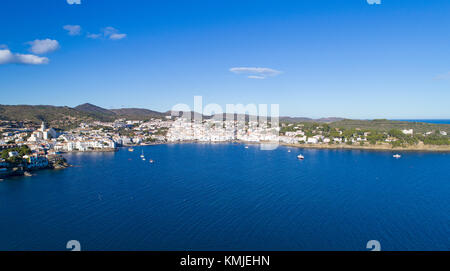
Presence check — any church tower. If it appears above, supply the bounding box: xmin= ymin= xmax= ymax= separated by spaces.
xmin=40 ymin=121 xmax=47 ymax=132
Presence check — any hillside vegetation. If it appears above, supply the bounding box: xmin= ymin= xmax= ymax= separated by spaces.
xmin=1 ymin=104 xmax=449 ymax=136
xmin=0 ymin=103 xmax=167 ymax=126
xmin=0 ymin=105 xmax=98 ymax=123
xmin=330 ymin=119 xmax=450 ymax=134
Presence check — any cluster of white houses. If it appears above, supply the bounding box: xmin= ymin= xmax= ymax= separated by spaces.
xmin=11 ymin=119 xmax=171 ymax=154
xmin=166 ymin=118 xmax=280 ymax=143
xmin=166 ymin=119 xmax=372 ymax=144
xmin=27 ymin=122 xmax=58 ymax=142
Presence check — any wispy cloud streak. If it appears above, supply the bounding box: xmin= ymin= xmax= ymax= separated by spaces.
xmin=434 ymin=72 xmax=450 ymax=80
xmin=230 ymin=67 xmax=282 ymax=79
xmin=63 ymin=25 xmax=81 ymax=36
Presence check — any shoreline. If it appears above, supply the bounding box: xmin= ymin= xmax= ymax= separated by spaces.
xmin=0 ymin=164 xmax=71 ymax=181
xmin=59 ymin=148 xmax=118 ymax=154
xmin=280 ymin=143 xmax=450 ymax=153
xmin=125 ymin=141 xmax=450 ymax=153
xmin=0 ymin=156 xmax=71 ymax=181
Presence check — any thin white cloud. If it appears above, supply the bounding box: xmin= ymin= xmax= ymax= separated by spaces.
xmin=103 ymin=27 xmax=118 ymax=36
xmin=109 ymin=33 xmax=127 ymax=40
xmin=367 ymin=0 xmax=381 ymax=5
xmin=247 ymin=75 xmax=266 ymax=79
xmin=86 ymin=27 xmax=127 ymax=40
xmin=0 ymin=49 xmax=49 ymax=65
xmin=230 ymin=67 xmax=282 ymax=79
xmin=63 ymin=25 xmax=81 ymax=36
xmin=67 ymin=0 xmax=81 ymax=4
xmin=28 ymin=39 xmax=60 ymax=54
xmin=434 ymin=72 xmax=450 ymax=80
xmin=102 ymin=27 xmax=127 ymax=40
xmin=87 ymin=33 xmax=101 ymax=39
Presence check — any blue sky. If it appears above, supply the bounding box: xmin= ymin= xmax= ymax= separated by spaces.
xmin=1 ymin=0 xmax=450 ymax=119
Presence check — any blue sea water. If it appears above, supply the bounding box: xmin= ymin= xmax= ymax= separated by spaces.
xmin=394 ymin=119 xmax=450 ymax=124
xmin=0 ymin=144 xmax=449 ymax=251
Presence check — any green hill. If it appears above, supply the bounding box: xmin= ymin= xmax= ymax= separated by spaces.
xmin=0 ymin=105 xmax=99 ymax=123
xmin=75 ymin=103 xmax=116 ymax=116
xmin=0 ymin=104 xmax=166 ymax=126
xmin=330 ymin=119 xmax=450 ymax=134
xmin=111 ymin=108 xmax=166 ymax=119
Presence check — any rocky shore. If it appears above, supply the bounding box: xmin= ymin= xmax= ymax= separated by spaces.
xmin=0 ymin=158 xmax=70 ymax=180
xmin=281 ymin=142 xmax=450 ymax=152
xmin=143 ymin=140 xmax=450 ymax=152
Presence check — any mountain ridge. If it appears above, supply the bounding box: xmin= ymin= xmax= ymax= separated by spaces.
xmin=75 ymin=103 xmax=116 ymax=116
xmin=0 ymin=103 xmax=345 ymax=124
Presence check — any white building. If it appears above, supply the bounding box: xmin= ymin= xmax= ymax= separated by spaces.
xmin=28 ymin=122 xmax=57 ymax=142
xmin=402 ymin=129 xmax=414 ymax=135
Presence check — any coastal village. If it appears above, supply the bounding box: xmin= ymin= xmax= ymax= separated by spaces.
xmin=1 ymin=116 xmax=449 ymax=180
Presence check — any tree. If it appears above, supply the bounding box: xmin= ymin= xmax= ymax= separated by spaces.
xmin=388 ymin=129 xmax=404 ymax=139
xmin=330 ymin=130 xmax=340 ymax=138
xmin=18 ymin=145 xmax=31 ymax=156
xmin=1 ymin=150 xmax=8 ymax=159
xmin=7 ymin=156 xmax=22 ymax=165
xmin=391 ymin=141 xmax=402 ymax=148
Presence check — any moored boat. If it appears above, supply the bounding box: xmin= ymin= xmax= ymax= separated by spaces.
xmin=297 ymin=154 xmax=305 ymax=160
xmin=393 ymin=154 xmax=401 ymax=159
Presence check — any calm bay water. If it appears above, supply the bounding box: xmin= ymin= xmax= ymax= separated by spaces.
xmin=0 ymin=143 xmax=449 ymax=251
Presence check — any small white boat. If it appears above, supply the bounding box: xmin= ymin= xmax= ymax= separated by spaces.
xmin=245 ymin=146 xmax=249 ymax=149
xmin=140 ymin=150 xmax=145 ymax=158
xmin=297 ymin=154 xmax=305 ymax=160
xmin=128 ymin=148 xmax=134 ymax=152
xmin=149 ymin=159 xmax=154 ymax=164
xmin=288 ymin=150 xmax=291 ymax=153
xmin=393 ymin=154 xmax=401 ymax=159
